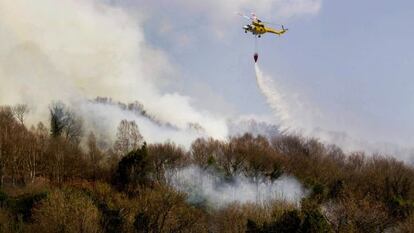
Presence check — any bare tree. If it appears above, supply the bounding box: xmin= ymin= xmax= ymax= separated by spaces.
xmin=63 ymin=110 xmax=83 ymax=145
xmin=190 ymin=138 xmax=223 ymax=170
xmin=87 ymin=132 xmax=103 ymax=180
xmin=148 ymin=142 xmax=187 ymax=184
xmin=113 ymin=120 xmax=143 ymax=156
xmin=23 ymin=122 xmax=49 ymax=183
xmin=0 ymin=107 xmax=15 ymax=186
xmin=12 ymin=104 xmax=29 ymax=125
xmin=134 ymin=187 xmax=206 ymax=233
xmin=31 ymin=189 xmax=101 ymax=233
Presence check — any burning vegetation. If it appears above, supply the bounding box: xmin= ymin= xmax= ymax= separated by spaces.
xmin=1 ymin=104 xmax=414 ymax=232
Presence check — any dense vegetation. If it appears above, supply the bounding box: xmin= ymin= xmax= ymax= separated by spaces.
xmin=1 ymin=104 xmax=414 ymax=232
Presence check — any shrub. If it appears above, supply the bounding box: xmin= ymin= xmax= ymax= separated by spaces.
xmin=29 ymin=188 xmax=101 ymax=233
xmin=133 ymin=187 xmax=207 ymax=233
xmin=301 ymin=208 xmax=332 ymax=233
xmin=7 ymin=191 xmax=48 ymax=221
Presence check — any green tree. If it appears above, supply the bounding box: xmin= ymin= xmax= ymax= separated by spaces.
xmin=113 ymin=143 xmax=153 ymax=193
xmin=49 ymin=102 xmax=83 ymax=144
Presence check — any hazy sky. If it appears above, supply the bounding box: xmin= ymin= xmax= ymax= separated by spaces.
xmin=120 ymin=0 xmax=414 ymax=146
xmin=1 ymin=0 xmax=413 ymax=150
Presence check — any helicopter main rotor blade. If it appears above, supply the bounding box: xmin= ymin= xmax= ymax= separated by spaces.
xmin=261 ymin=21 xmax=283 ymax=27
xmin=237 ymin=12 xmax=286 ymax=29
xmin=237 ymin=12 xmax=253 ymax=21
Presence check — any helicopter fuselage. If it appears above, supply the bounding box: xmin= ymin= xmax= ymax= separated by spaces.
xmin=242 ymin=19 xmax=287 ymax=37
xmin=243 ymin=22 xmax=266 ymax=36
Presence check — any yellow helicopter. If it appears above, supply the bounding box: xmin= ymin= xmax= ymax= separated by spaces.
xmin=238 ymin=13 xmax=288 ymax=38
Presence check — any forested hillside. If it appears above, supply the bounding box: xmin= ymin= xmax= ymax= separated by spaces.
xmin=1 ymin=104 xmax=414 ymax=233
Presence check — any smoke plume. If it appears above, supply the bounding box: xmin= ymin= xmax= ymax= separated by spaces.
xmin=254 ymin=63 xmax=318 ymax=133
xmin=167 ymin=165 xmax=307 ymax=208
xmin=0 ymin=0 xmax=228 ymax=145
xmin=255 ymin=64 xmax=414 ymax=162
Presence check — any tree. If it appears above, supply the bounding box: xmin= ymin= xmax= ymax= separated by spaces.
xmin=148 ymin=142 xmax=187 ymax=184
xmin=190 ymin=138 xmax=223 ymax=170
xmin=0 ymin=107 xmax=16 ymax=186
xmin=63 ymin=110 xmax=83 ymax=145
xmin=0 ymin=106 xmax=29 ymax=185
xmin=49 ymin=102 xmax=66 ymax=138
xmin=30 ymin=189 xmax=101 ymax=233
xmin=49 ymin=102 xmax=83 ymax=144
xmin=113 ymin=120 xmax=143 ymax=156
xmin=12 ymin=104 xmax=29 ymax=125
xmin=134 ymin=187 xmax=206 ymax=233
xmin=25 ymin=122 xmax=49 ymax=183
xmin=87 ymin=132 xmax=104 ymax=181
xmin=113 ymin=143 xmax=152 ymax=193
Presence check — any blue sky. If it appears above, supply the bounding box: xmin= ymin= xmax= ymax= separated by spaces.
xmin=132 ymin=0 xmax=414 ymax=145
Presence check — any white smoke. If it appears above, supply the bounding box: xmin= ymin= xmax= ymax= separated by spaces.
xmin=254 ymin=63 xmax=319 ymax=133
xmin=0 ymin=0 xmax=228 ymax=144
xmin=167 ymin=165 xmax=307 ymax=208
xmin=78 ymin=101 xmax=205 ymax=148
xmin=255 ymin=64 xmax=414 ymax=162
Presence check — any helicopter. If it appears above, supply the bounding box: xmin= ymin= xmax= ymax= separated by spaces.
xmin=238 ymin=13 xmax=288 ymax=62
xmin=238 ymin=12 xmax=288 ymax=38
